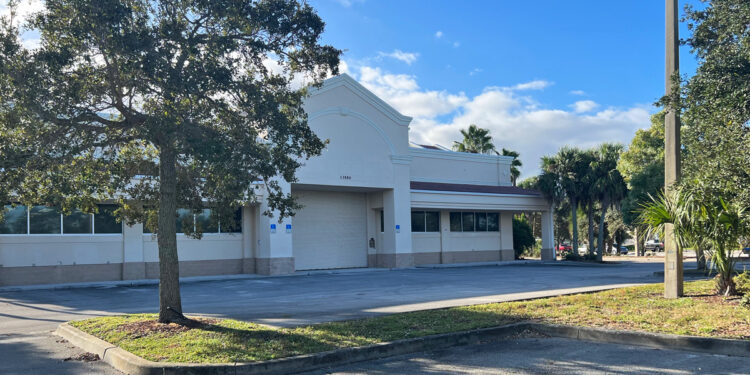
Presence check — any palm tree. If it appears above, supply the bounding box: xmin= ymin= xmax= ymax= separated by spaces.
xmin=640 ymin=188 xmax=748 ymax=296
xmin=592 ymin=143 xmax=627 ymax=262
xmin=501 ymin=148 xmax=522 ymax=186
xmin=452 ymin=124 xmax=496 ymax=154
xmin=540 ymin=147 xmax=592 ymax=254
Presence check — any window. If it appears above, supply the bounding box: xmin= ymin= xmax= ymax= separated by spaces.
xmin=94 ymin=205 xmax=122 ymax=234
xmin=144 ymin=207 xmax=242 ymax=234
xmin=0 ymin=205 xmax=27 ymax=234
xmin=475 ymin=212 xmax=487 ymax=232
xmin=63 ymin=209 xmax=92 ymax=234
xmin=450 ymin=212 xmax=501 ymax=232
xmin=380 ymin=210 xmax=384 ymax=233
xmin=411 ymin=211 xmax=439 ymax=232
xmin=195 ymin=209 xmax=217 ymax=233
xmin=175 ymin=208 xmax=194 ymax=233
xmin=411 ymin=211 xmax=425 ymax=232
xmin=30 ymin=205 xmax=61 ymax=234
xmin=425 ymin=211 xmax=440 ymax=232
xmin=0 ymin=203 xmax=123 ymax=235
xmin=461 ymin=212 xmax=475 ymax=232
xmin=449 ymin=212 xmax=462 ymax=232
xmin=487 ymin=213 xmax=499 ymax=232
xmin=222 ymin=209 xmax=243 ymax=233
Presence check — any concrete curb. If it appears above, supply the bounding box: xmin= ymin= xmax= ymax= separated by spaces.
xmin=57 ymin=320 xmax=750 ymax=375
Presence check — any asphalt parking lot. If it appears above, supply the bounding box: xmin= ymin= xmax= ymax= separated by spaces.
xmin=0 ymin=260 xmax=696 ymax=374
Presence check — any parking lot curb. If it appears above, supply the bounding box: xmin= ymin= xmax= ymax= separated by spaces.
xmin=56 ymin=321 xmax=750 ymax=375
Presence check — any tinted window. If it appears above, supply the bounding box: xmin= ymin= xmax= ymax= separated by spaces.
xmin=63 ymin=209 xmax=92 ymax=234
xmin=30 ymin=205 xmax=61 ymax=234
xmin=449 ymin=212 xmax=462 ymax=232
xmin=475 ymin=212 xmax=487 ymax=231
xmin=425 ymin=211 xmax=440 ymax=232
xmin=0 ymin=205 xmax=27 ymax=234
xmin=94 ymin=205 xmax=122 ymax=234
xmin=380 ymin=210 xmax=384 ymax=232
xmin=222 ymin=208 xmax=242 ymax=233
xmin=175 ymin=208 xmax=193 ymax=233
xmin=462 ymin=212 xmax=475 ymax=232
xmin=411 ymin=211 xmax=426 ymax=232
xmin=487 ymin=213 xmax=499 ymax=232
xmin=195 ymin=209 xmax=219 ymax=233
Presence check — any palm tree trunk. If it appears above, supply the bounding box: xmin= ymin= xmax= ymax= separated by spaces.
xmin=695 ymin=246 xmax=706 ymax=271
xmin=587 ymin=204 xmax=595 ymax=256
xmin=157 ymin=145 xmax=185 ymax=324
xmin=570 ymin=197 xmax=579 ymax=254
xmin=597 ymin=196 xmax=610 ymax=262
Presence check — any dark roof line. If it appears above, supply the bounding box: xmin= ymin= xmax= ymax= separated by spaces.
xmin=410 ymin=181 xmax=542 ymax=196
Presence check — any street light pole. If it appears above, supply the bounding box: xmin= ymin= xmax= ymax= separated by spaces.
xmin=664 ymin=0 xmax=683 ymax=298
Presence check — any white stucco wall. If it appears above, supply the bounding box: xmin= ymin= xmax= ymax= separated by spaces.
xmin=142 ymin=234 xmax=243 ymax=262
xmin=410 ymin=148 xmax=514 ymax=186
xmin=0 ymin=235 xmax=123 ymax=267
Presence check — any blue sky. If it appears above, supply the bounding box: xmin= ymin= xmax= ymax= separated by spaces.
xmin=1 ymin=0 xmax=703 ymax=178
xmin=309 ymin=0 xmax=702 ymax=178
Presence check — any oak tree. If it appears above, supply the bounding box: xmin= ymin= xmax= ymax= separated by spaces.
xmin=0 ymin=0 xmax=340 ymax=323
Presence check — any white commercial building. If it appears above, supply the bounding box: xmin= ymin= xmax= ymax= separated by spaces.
xmin=0 ymin=74 xmax=554 ymax=286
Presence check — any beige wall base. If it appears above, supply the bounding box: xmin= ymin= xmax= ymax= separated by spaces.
xmin=412 ymin=250 xmax=517 ymax=265
xmin=500 ymin=249 xmax=515 ymax=261
xmin=242 ymin=258 xmax=256 ymax=274
xmin=122 ymin=262 xmax=146 ymax=280
xmin=0 ymin=263 xmax=123 ymax=287
xmin=256 ymin=257 xmax=295 ymax=275
xmin=375 ymin=253 xmax=415 ymax=268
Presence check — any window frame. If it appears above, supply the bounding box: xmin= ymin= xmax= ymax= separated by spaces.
xmin=449 ymin=211 xmax=501 ymax=233
xmin=410 ymin=210 xmax=440 ymax=233
xmin=0 ymin=204 xmax=124 ymax=236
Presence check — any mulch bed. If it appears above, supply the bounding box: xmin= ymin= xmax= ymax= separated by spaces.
xmin=119 ymin=317 xmax=219 ymax=338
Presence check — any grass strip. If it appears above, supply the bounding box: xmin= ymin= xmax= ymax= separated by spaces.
xmin=71 ymin=280 xmax=750 ymax=363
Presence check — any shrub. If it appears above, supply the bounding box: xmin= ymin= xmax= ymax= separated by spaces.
xmin=513 ymin=217 xmax=535 ymax=259
xmin=563 ymin=251 xmax=597 ymax=262
xmin=734 ymin=270 xmax=750 ymax=296
xmin=740 ymin=294 xmax=750 ymax=309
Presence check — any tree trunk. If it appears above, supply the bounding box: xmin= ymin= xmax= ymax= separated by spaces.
xmin=587 ymin=204 xmax=595 ymax=256
xmin=597 ymin=197 xmax=609 ymax=262
xmin=570 ymin=197 xmax=579 ymax=254
xmin=633 ymin=225 xmax=641 ymax=257
xmin=157 ymin=146 xmax=185 ymax=324
xmin=696 ymin=246 xmax=707 ymax=271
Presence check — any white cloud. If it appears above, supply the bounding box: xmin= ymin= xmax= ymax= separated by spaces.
xmin=453 ymin=41 xmax=460 ymax=48
xmin=378 ymin=50 xmax=419 ymax=65
xmin=571 ymin=100 xmax=599 ymax=113
xmin=352 ymin=66 xmax=468 ymax=118
xmin=469 ymin=68 xmax=482 ymax=76
xmin=570 ymin=90 xmax=586 ymax=96
xmin=345 ymin=64 xmax=650 ymax=178
xmin=435 ymin=31 xmax=443 ymax=38
xmin=0 ymin=0 xmax=43 ymax=26
xmin=512 ymin=80 xmax=553 ymax=91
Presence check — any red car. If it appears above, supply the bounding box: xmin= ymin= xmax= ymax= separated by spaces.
xmin=557 ymin=243 xmax=573 ymax=254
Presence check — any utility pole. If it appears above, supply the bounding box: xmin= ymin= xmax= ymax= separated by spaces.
xmin=664 ymin=0 xmax=683 ymax=298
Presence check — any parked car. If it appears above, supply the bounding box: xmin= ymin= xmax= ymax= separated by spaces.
xmin=611 ymin=246 xmax=628 ymax=255
xmin=557 ymin=243 xmax=573 ymax=254
xmin=645 ymin=240 xmax=664 ymax=252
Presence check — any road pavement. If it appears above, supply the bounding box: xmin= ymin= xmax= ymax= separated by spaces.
xmin=304 ymin=336 xmax=749 ymax=375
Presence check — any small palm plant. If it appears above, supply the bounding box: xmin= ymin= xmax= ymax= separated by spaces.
xmin=639 ymin=187 xmax=748 ymax=296
xmin=701 ymin=198 xmax=747 ymax=295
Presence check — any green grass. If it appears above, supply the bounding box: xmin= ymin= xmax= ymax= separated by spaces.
xmin=71 ymin=280 xmax=750 ymax=364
